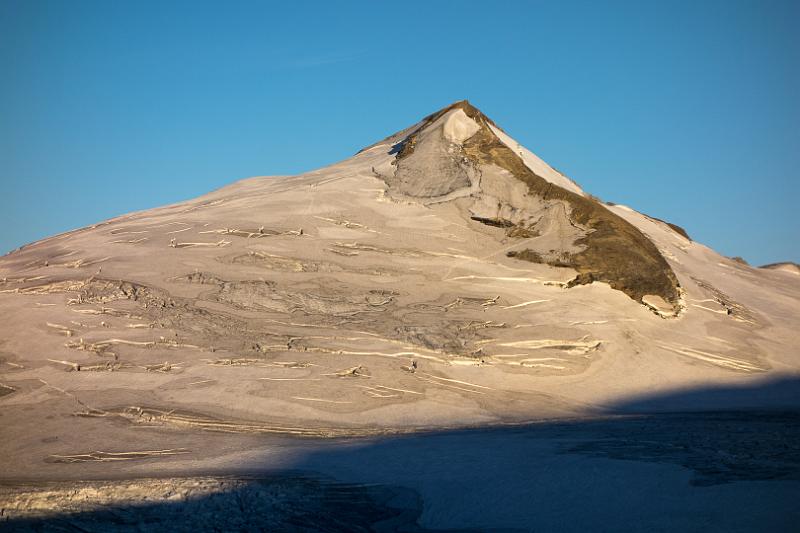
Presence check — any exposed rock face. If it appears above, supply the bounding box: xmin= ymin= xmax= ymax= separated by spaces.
xmin=386 ymin=108 xmax=480 ymax=200
xmin=382 ymin=100 xmax=682 ymax=310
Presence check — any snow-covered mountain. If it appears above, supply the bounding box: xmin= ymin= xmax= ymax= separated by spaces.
xmin=1 ymin=100 xmax=798 ymax=485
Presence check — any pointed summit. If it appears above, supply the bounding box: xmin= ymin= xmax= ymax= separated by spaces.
xmin=373 ymin=100 xmax=681 ymax=309
xmin=381 ymin=100 xmax=584 ymax=195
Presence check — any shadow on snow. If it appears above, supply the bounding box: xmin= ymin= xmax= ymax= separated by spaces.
xmin=6 ymin=376 xmax=800 ymax=532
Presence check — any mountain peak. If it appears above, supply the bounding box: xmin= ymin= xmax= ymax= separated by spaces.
xmin=428 ymin=99 xmax=482 ymax=118
xmin=415 ymin=99 xmax=497 ymax=136
xmin=372 ymin=101 xmax=682 ymax=310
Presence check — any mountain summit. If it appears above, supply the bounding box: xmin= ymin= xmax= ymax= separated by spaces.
xmin=373 ymin=100 xmax=681 ymax=311
xmin=0 ymin=101 xmax=798 ymax=482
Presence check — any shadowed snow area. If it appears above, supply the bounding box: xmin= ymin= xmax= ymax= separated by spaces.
xmin=3 ymin=379 xmax=799 ymax=531
xmin=0 ymin=101 xmax=798 ymax=531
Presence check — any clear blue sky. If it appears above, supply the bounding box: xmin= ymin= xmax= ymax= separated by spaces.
xmin=1 ymin=0 xmax=798 ymax=265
